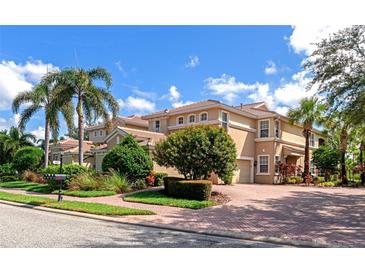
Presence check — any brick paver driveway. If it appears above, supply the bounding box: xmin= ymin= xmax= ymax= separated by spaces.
xmin=2 ymin=184 xmax=365 ymax=246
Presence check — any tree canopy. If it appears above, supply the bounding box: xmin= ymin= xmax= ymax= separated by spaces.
xmin=153 ymin=125 xmax=237 ymax=181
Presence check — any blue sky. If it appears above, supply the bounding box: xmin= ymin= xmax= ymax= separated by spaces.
xmin=0 ymin=25 xmax=337 ymax=138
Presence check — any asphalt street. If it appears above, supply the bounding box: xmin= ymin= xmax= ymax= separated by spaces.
xmin=0 ymin=203 xmax=291 ymax=248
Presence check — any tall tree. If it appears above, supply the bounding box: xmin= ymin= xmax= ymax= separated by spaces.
xmin=304 ymin=25 xmax=365 ymax=121
xmin=324 ymin=112 xmax=356 ymax=185
xmin=45 ymin=67 xmax=119 ymax=165
xmin=12 ymin=81 xmax=74 ymax=167
xmin=288 ymin=97 xmax=326 ymax=182
xmin=0 ymin=127 xmax=36 ymax=162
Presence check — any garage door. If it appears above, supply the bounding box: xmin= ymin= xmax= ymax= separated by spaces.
xmin=233 ymin=160 xmax=252 ymax=183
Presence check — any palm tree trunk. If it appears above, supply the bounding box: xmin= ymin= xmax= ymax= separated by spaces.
xmin=44 ymin=118 xmax=50 ymax=168
xmin=339 ymin=129 xmax=348 ymax=185
xmin=303 ymin=129 xmax=310 ymax=181
xmin=77 ymin=94 xmax=84 ymax=165
xmin=360 ymin=142 xmax=365 ymax=185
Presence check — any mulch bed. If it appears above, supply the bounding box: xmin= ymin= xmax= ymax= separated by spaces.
xmin=210 ymin=191 xmax=231 ymax=205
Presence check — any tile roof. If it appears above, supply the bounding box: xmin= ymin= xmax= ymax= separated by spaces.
xmin=117 ymin=126 xmax=166 ymax=145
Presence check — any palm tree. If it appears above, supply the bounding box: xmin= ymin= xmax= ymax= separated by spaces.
xmin=0 ymin=127 xmax=36 ymax=161
xmin=45 ymin=67 xmax=119 ymax=165
xmin=12 ymin=81 xmax=74 ymax=167
xmin=288 ymin=97 xmax=326 ymax=182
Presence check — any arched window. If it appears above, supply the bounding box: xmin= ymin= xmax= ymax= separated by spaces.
xmin=200 ymin=112 xmax=208 ymax=122
xmin=177 ymin=116 xmax=184 ymax=125
xmin=188 ymin=114 xmax=196 ymax=123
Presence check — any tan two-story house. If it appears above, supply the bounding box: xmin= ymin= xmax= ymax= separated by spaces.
xmin=142 ymin=100 xmax=324 ymax=184
xmin=50 ymin=100 xmax=324 ymax=184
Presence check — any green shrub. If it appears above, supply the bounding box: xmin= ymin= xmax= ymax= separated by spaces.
xmin=103 ymin=172 xmax=130 ymax=193
xmin=0 ymin=175 xmax=19 ymax=182
xmin=0 ymin=163 xmax=16 ymax=176
xmin=163 ymin=176 xmax=183 ymax=193
xmin=286 ymin=176 xmax=297 ymax=184
xmin=68 ymin=173 xmax=106 ymax=191
xmin=318 ymin=181 xmax=340 ymax=187
xmin=164 ymin=177 xmax=212 ymax=201
xmin=102 ymin=135 xmax=153 ymax=182
xmin=154 ymin=172 xmax=168 ymax=186
xmin=313 ymin=176 xmax=325 ymax=184
xmin=154 ymin=125 xmax=237 ymax=180
xmin=41 ymin=164 xmax=90 ymax=187
xmin=129 ymin=178 xmax=147 ymax=190
xmin=12 ymin=147 xmax=43 ymax=173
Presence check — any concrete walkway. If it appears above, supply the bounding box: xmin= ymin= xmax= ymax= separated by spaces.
xmin=2 ymin=184 xmax=365 ymax=247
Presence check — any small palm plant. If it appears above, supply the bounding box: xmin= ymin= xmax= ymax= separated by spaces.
xmin=288 ymin=96 xmax=326 ymax=183
xmin=0 ymin=127 xmax=36 ymax=159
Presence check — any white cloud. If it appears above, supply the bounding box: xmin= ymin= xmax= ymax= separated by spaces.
xmin=264 ymin=61 xmax=277 ymax=75
xmin=31 ymin=126 xmax=45 ymax=141
xmin=0 ymin=114 xmax=22 ymax=131
xmin=288 ymin=25 xmax=347 ymax=55
xmin=275 ymin=106 xmax=290 ymax=116
xmin=248 ymin=83 xmax=275 ymax=108
xmin=274 ymin=71 xmax=317 ymax=106
xmin=185 ymin=55 xmax=200 ymax=68
xmin=172 ymin=100 xmax=194 ymax=108
xmin=115 ymin=61 xmax=127 ymax=78
xmin=168 ymin=85 xmax=181 ymax=101
xmin=0 ymin=60 xmax=58 ymax=110
xmin=205 ymin=74 xmax=269 ymax=103
xmin=165 ymin=85 xmax=193 ymax=108
xmin=118 ymin=96 xmax=156 ymax=114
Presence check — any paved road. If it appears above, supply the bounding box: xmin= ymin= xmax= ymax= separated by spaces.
xmin=0 ymin=203 xmax=290 ymax=248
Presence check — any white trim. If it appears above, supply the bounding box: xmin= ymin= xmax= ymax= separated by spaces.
xmin=237 ymin=156 xmax=254 ymax=161
xmin=176 ymin=116 xmax=184 ymax=125
xmin=220 ymin=110 xmax=229 ymax=130
xmin=154 ymin=119 xmax=161 ymax=132
xmin=188 ymin=114 xmax=196 ymax=124
xmin=255 ymin=137 xmax=275 ymax=142
xmin=116 ymin=135 xmax=120 ymax=144
xmin=274 ymin=119 xmax=280 ymax=138
xmin=274 ymin=155 xmax=281 ymax=175
xmin=258 ymin=119 xmax=270 ymax=138
xmin=199 ymin=111 xmax=208 ymax=122
xmin=257 ymin=154 xmax=270 ymax=175
xmin=229 ymin=122 xmax=257 ymax=133
xmin=168 ymin=119 xmax=220 ymax=130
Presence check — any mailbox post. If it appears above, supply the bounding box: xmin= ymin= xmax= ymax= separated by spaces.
xmin=58 ymin=152 xmax=64 ymax=202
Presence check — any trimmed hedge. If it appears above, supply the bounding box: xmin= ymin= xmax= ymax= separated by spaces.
xmin=163 ymin=177 xmax=212 ymax=201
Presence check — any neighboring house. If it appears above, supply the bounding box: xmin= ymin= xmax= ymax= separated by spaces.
xmin=142 ymin=100 xmax=325 ymax=184
xmin=49 ymin=138 xmax=94 ymax=167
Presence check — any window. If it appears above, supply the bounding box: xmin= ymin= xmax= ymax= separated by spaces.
xmin=177 ymin=116 xmax=184 ymax=125
xmin=155 ymin=120 xmax=160 ymax=132
xmin=94 ymin=131 xmax=97 ymax=137
xmin=258 ymin=155 xmax=269 ymax=174
xmin=188 ymin=115 xmax=196 ymax=123
xmin=310 ymin=133 xmax=315 ymax=147
xmin=99 ymin=130 xmax=103 ymax=136
xmin=259 ymin=120 xmax=269 ymax=138
xmin=274 ymin=120 xmax=280 ymax=138
xmin=221 ymin=111 xmax=229 ymax=130
xmin=275 ymin=155 xmax=280 ymax=175
xmin=200 ymin=112 xmax=208 ymax=122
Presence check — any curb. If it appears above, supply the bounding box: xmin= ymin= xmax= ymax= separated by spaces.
xmin=0 ymin=200 xmax=341 ymax=248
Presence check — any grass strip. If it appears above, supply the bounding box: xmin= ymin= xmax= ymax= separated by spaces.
xmin=0 ymin=191 xmax=154 ymax=216
xmin=124 ymin=190 xmax=215 ymax=209
xmin=0 ymin=181 xmax=117 ymax=197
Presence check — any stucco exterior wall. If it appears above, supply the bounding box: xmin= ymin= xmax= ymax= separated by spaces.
xmin=228 ymin=127 xmax=255 ymax=158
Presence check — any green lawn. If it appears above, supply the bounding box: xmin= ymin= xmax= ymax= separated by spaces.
xmin=0 ymin=181 xmax=52 ymax=193
xmin=54 ymin=190 xmax=117 ymax=197
xmin=0 ymin=191 xmax=154 ymax=216
xmin=0 ymin=181 xmax=117 ymax=197
xmin=123 ymin=190 xmax=215 ymax=209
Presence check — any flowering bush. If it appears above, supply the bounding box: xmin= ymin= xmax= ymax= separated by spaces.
xmin=145 ymin=171 xmax=156 ymax=187
xmin=276 ymin=162 xmax=302 ymax=184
